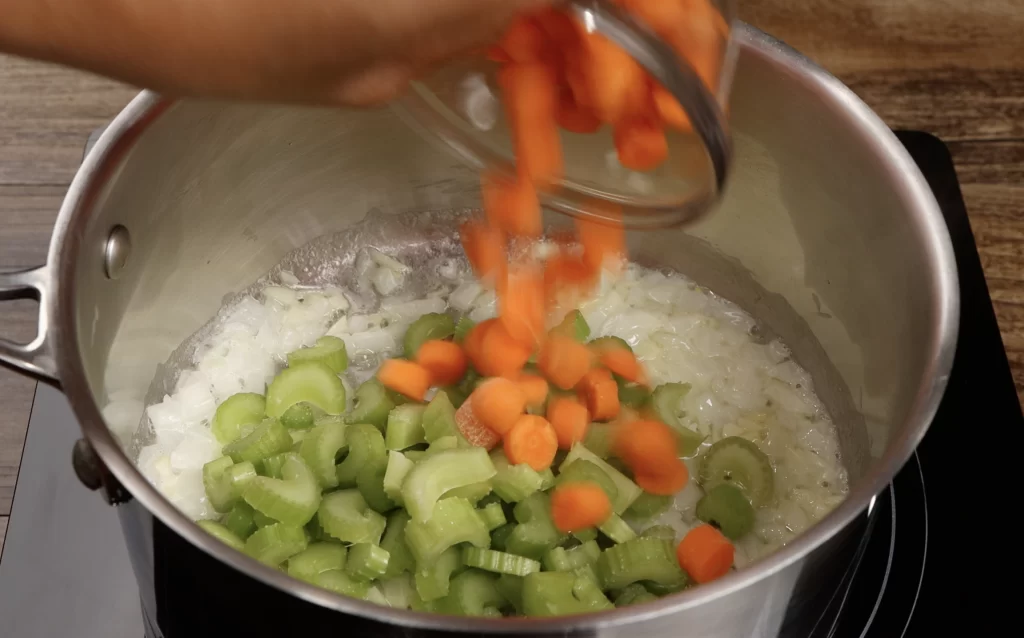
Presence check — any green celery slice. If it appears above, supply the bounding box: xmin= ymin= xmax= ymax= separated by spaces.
xmin=490 ymin=523 xmax=516 ymax=552
xmin=444 ymin=481 xmax=493 ymax=504
xmin=287 ymin=336 xmax=349 ymax=374
xmin=555 ymin=459 xmax=619 ymax=503
xmin=589 ymin=336 xmax=632 ymax=352
xmin=382 ymin=451 xmax=414 ymax=505
xmin=495 ymin=574 xmax=524 ymax=614
xmin=598 ymin=513 xmax=637 ymax=544
xmin=345 ymin=543 xmax=391 ymax=581
xmin=490 ymin=450 xmax=544 ymax=503
xmin=597 ymin=537 xmax=688 ymax=591
xmin=614 ymin=583 xmax=659 ymax=607
xmin=453 ymin=317 xmax=476 ymax=344
xmin=242 ymin=452 xmax=321 ymax=526
xmin=197 ymin=520 xmax=245 ymax=551
xmin=316 ymin=569 xmax=371 ymax=598
xmin=223 ymin=502 xmax=257 ymax=539
xmin=223 ymin=418 xmax=293 ymax=463
xmin=404 ymin=497 xmax=490 ymax=565
xmin=401 ymin=448 xmax=497 ymax=523
xmin=347 ymin=379 xmax=395 ymax=430
xmin=356 ymin=458 xmax=397 ymax=513
xmin=260 ymin=453 xmax=288 ymax=479
xmin=203 ymin=456 xmax=257 ymax=513
xmin=463 ymin=547 xmax=540 ymax=577
xmin=280 ymin=402 xmax=323 ymax=430
xmin=211 ymin=393 xmax=266 ymax=445
xmin=253 ymin=509 xmax=277 ymax=528
xmin=538 ymin=468 xmax=556 ymax=491
xmin=404 ymin=313 xmax=455 ymax=358
xmin=581 ymin=422 xmax=616 ymax=459
xmin=651 ymin=383 xmax=705 ymax=457
xmin=380 ymin=510 xmax=416 ymax=577
xmin=543 ymin=540 xmax=601 ymax=572
xmin=698 ymin=436 xmax=775 ymax=507
xmin=695 ymin=483 xmax=756 ymax=539
xmin=553 ymin=310 xmax=591 ymax=342
xmin=476 ymin=502 xmax=507 ymax=531
xmin=616 ymin=376 xmax=652 ymax=410
xmin=385 ymin=404 xmax=427 ymax=451
xmin=266 ymin=362 xmax=347 ymax=417
xmin=244 ymin=522 xmax=308 ymax=566
xmin=299 ymin=421 xmax=348 ymax=489
xmin=414 ymin=545 xmax=462 ymax=602
xmin=639 ymin=525 xmax=677 ymax=541
xmin=421 ymin=391 xmax=458 ymax=442
xmin=318 ymin=489 xmax=387 ymax=545
xmin=434 ymin=569 xmax=504 ymax=617
xmin=572 ymin=528 xmax=599 ymax=544
xmin=626 ymin=492 xmax=673 ymax=521
xmin=365 ymin=585 xmax=389 ymax=606
xmin=379 ymin=574 xmax=416 ymax=609
xmin=506 ymin=493 xmax=563 ymax=560
xmin=335 ymin=423 xmax=387 ymax=488
xmin=572 ymin=574 xmax=614 ymax=610
xmin=287 ymin=542 xmax=348 ymax=583
xmin=423 ymin=436 xmax=460 ymax=458
xmin=521 ymin=572 xmax=590 ymax=617
xmin=561 ymin=444 xmax=642 ymax=513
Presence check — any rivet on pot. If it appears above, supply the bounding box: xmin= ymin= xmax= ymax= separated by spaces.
xmin=103 ymin=225 xmax=131 ymax=280
xmin=72 ymin=438 xmax=104 ymax=491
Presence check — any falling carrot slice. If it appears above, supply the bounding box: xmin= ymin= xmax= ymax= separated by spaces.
xmin=595 ymin=347 xmax=647 ymax=385
xmin=472 ymin=377 xmax=527 ymax=436
xmin=576 ymin=213 xmax=625 ymax=274
xmin=538 ymin=334 xmax=594 ymax=390
xmin=515 ymin=373 xmax=550 ymax=408
xmin=634 ymin=460 xmax=689 ymax=495
xmin=498 ymin=63 xmax=564 ymax=187
xmin=481 ymin=171 xmax=542 ymax=238
xmin=503 ymin=414 xmax=559 ymax=471
xmin=460 ymin=219 xmax=507 ymax=284
xmin=377 ymin=359 xmax=432 ymax=402
xmin=497 ymin=17 xmax=549 ymax=63
xmin=455 ymin=395 xmax=502 ymax=450
xmin=653 ymin=83 xmax=692 ymax=131
xmin=463 ymin=318 xmax=497 ymax=372
xmin=556 ymin=88 xmax=602 ymax=134
xmin=614 ymin=117 xmax=669 ymax=171
xmin=478 ymin=319 xmax=533 ymax=378
xmin=499 ymin=265 xmax=546 ymax=347
xmin=573 ymin=29 xmax=647 ymax=124
xmin=677 ymin=524 xmax=735 ymax=584
xmin=578 ymin=368 xmax=620 ymax=421
xmin=550 ymin=482 xmax=612 ymax=533
xmin=415 ymin=340 xmax=469 ymax=387
xmin=546 ymin=395 xmax=590 ymax=449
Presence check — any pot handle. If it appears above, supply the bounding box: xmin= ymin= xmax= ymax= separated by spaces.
xmin=0 ymin=265 xmax=59 ymax=384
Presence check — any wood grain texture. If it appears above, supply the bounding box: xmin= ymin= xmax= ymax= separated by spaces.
xmin=0 ymin=516 xmax=7 ymax=554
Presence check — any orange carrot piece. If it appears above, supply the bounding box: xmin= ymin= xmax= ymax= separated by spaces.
xmin=533 ymin=8 xmax=579 ymax=47
xmin=516 ymin=373 xmax=550 ymax=408
xmin=486 ymin=45 xmax=514 ymax=64
xmin=460 ymin=219 xmax=507 ymax=283
xmin=455 ymin=395 xmax=503 ymax=450
xmin=463 ymin=318 xmax=498 ymax=372
xmin=634 ymin=460 xmax=690 ymax=495
xmin=574 ymin=30 xmax=646 ymax=124
xmin=503 ymin=414 xmax=559 ymax=471
xmin=546 ymin=396 xmax=590 ymax=449
xmin=550 ymin=482 xmax=613 ymax=533
xmin=652 ymin=83 xmax=692 ymax=131
xmin=498 ymin=63 xmax=564 ymax=187
xmin=614 ymin=117 xmax=669 ymax=171
xmin=538 ymin=334 xmax=594 ymax=390
xmin=415 ymin=339 xmax=469 ymax=387
xmin=677 ymin=524 xmax=735 ymax=584
xmin=578 ymin=369 xmax=620 ymax=421
xmin=376 ymin=359 xmax=432 ymax=402
xmin=471 ymin=378 xmax=527 ymax=436
xmin=481 ymin=171 xmax=542 ymax=238
xmin=576 ymin=213 xmax=625 ymax=274
xmin=543 ymin=251 xmax=596 ymax=303
xmin=669 ymin=0 xmax=725 ymax=92
xmin=499 ymin=266 xmax=546 ymax=347
xmin=478 ymin=319 xmax=533 ymax=378
xmin=596 ymin=347 xmax=647 ymax=385
xmin=556 ymin=89 xmax=602 ymax=134
xmin=498 ymin=17 xmax=548 ymax=63
xmin=612 ymin=419 xmax=679 ymax=471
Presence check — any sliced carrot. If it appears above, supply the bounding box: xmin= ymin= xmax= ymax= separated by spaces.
xmin=463 ymin=318 xmax=498 ymax=372
xmin=576 ymin=213 xmax=625 ymax=274
xmin=455 ymin=395 xmax=502 ymax=450
xmin=516 ymin=373 xmax=550 ymax=408
xmin=498 ymin=63 xmax=564 ymax=187
xmin=596 ymin=347 xmax=647 ymax=385
xmin=634 ymin=460 xmax=689 ymax=495
xmin=497 ymin=17 xmax=548 ymax=63
xmin=614 ymin=117 xmax=669 ymax=171
xmin=669 ymin=0 xmax=725 ymax=92
xmin=578 ymin=368 xmax=619 ymax=421
xmin=471 ymin=377 xmax=527 ymax=436
xmin=503 ymin=414 xmax=559 ymax=471
xmin=677 ymin=524 xmax=735 ymax=584
xmin=415 ymin=339 xmax=469 ymax=387
xmin=481 ymin=170 xmax=542 ymax=238
xmin=546 ymin=396 xmax=590 ymax=449
xmin=653 ymin=83 xmax=692 ymax=131
xmin=543 ymin=251 xmax=597 ymax=304
xmin=612 ymin=419 xmax=679 ymax=471
xmin=574 ymin=30 xmax=646 ymax=123
xmin=556 ymin=89 xmax=602 ymax=134
xmin=533 ymin=7 xmax=579 ymax=48
xmin=620 ymin=0 xmax=689 ymax=35
xmin=499 ymin=266 xmax=546 ymax=347
xmin=486 ymin=45 xmax=514 ymax=64
xmin=376 ymin=359 xmax=431 ymax=402
xmin=478 ymin=319 xmax=533 ymax=378
xmin=538 ymin=334 xmax=594 ymax=390
xmin=460 ymin=219 xmax=507 ymax=283
xmin=550 ymin=482 xmax=612 ymax=533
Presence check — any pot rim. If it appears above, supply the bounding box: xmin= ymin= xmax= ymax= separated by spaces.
xmin=47 ymin=23 xmax=959 ymax=631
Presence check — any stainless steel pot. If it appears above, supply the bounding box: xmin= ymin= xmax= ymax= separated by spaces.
xmin=0 ymin=24 xmax=957 ymax=638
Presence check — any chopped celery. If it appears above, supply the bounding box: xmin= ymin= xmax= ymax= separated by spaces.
xmin=223 ymin=418 xmax=293 ymax=463
xmin=490 ymin=523 xmax=516 ymax=551
xmin=572 ymin=528 xmax=599 ymax=544
xmin=287 ymin=542 xmax=348 ymax=583
xmin=299 ymin=421 xmax=348 ymax=489
xmin=253 ymin=509 xmax=277 ymax=528
xmin=598 ymin=514 xmax=637 ymax=544
xmin=385 ymin=404 xmax=427 ymax=451
xmin=597 ymin=537 xmax=688 ymax=591
xmin=423 ymin=436 xmax=460 ymax=458
xmin=401 ymin=448 xmax=496 ymax=522
xmin=403 ymin=313 xmax=455 ymax=358
xmin=538 ymin=468 xmax=556 ymax=491
xmin=244 ymin=522 xmax=308 ymax=566
xmin=613 ymin=583 xmax=658 ymax=607
xmin=345 ymin=543 xmax=391 ymax=581
xmin=404 ymin=450 xmax=426 ymax=463
xmin=197 ymin=520 xmax=245 ymax=551
xmin=260 ymin=453 xmax=288 ymax=479
xmin=280 ymin=402 xmax=323 ymax=430
xmin=439 ymin=385 xmax=469 ymax=409
xmin=318 ymin=489 xmax=387 ymax=545
xmin=651 ymin=382 xmax=691 ymax=428
xmin=414 ymin=546 xmax=462 ymax=602
xmin=289 ymin=431 xmax=307 ymax=448
xmin=421 ymin=391 xmax=458 ymax=442
xmin=561 ymin=444 xmax=642 ymax=513
xmin=287 ymin=336 xmax=349 ymax=374
xmin=266 ymin=362 xmax=347 ymax=417
xmin=243 ymin=453 xmax=321 ymax=526
xmin=698 ymin=436 xmax=775 ymax=507
xmin=555 ymin=459 xmax=618 ymax=502
xmin=521 ymin=572 xmax=590 ymax=617
xmin=553 ymin=309 xmax=591 ymax=342
xmin=211 ymin=393 xmax=266 ymax=445
xmin=626 ymin=492 xmax=673 ymax=521
xmin=495 ymin=574 xmax=524 ymax=614
xmin=223 ymin=502 xmax=257 ymax=539
xmin=616 ymin=377 xmax=651 ymax=410
xmin=444 ymin=481 xmax=493 ymax=504
xmin=463 ymin=547 xmax=540 ymax=577
xmin=543 ymin=540 xmax=601 ymax=572
xmin=640 ymin=578 xmax=689 ymax=596
xmin=639 ymin=525 xmax=677 ymax=541
xmin=356 ymin=458 xmax=397 ymax=513
xmin=435 ymin=569 xmax=504 ymax=617
xmin=305 ymin=515 xmax=328 ymax=541
xmin=382 ymin=451 xmax=414 ymax=504
xmin=380 ymin=511 xmax=416 ymax=577
xmin=335 ymin=423 xmax=387 ymax=488
xmin=490 ymin=450 xmax=544 ymax=503
xmin=507 ymin=493 xmax=563 ymax=560
xmin=365 ymin=585 xmax=389 ymax=606
xmin=572 ymin=573 xmax=614 ymax=611
xmin=476 ymin=502 xmax=507 ymax=531
xmin=581 ymin=423 xmax=616 ymax=459
xmin=346 ymin=379 xmax=395 ymax=430
xmin=203 ymin=456 xmax=256 ymax=513
xmin=316 ymin=569 xmax=371 ymax=598
xmin=589 ymin=336 xmax=632 ymax=353
xmin=380 ymin=574 xmax=416 ymax=609
xmin=695 ymin=483 xmax=755 ymax=540
xmin=404 ymin=497 xmax=490 ymax=564
xmin=453 ymin=317 xmax=475 ymax=344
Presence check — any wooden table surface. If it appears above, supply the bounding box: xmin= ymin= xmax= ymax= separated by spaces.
xmin=0 ymin=0 xmax=1021 ymax=550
